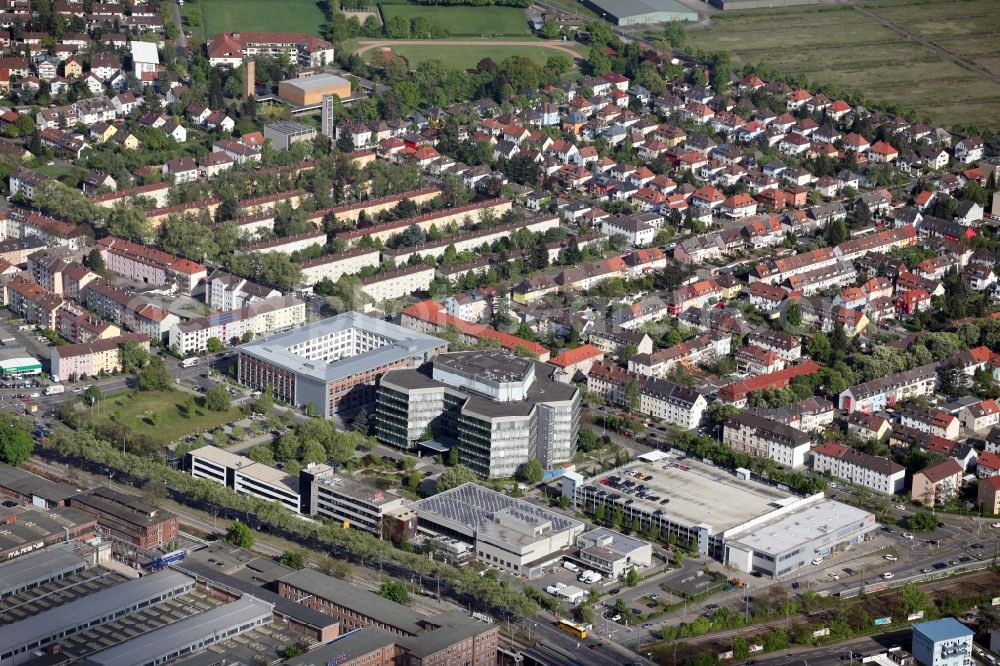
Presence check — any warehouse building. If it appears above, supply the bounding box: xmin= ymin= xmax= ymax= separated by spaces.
xmin=581 ymin=0 xmax=697 ymax=24
xmin=411 ymin=483 xmax=584 ymax=576
xmin=724 ymin=499 xmax=876 ymax=578
xmin=79 ymin=596 xmax=274 ymax=666
xmin=278 ymin=72 xmax=352 ymax=106
xmin=0 ymin=570 xmax=195 ymax=664
xmin=0 ymin=546 xmax=86 ymax=600
xmin=708 ymin=0 xmax=818 ymax=9
xmin=0 ymin=346 xmax=41 ymax=378
xmin=237 ymin=312 xmax=447 ymax=417
xmin=0 ymin=504 xmax=97 ymax=561
xmin=0 ymin=462 xmax=78 ymax=508
xmin=564 ymin=452 xmax=873 ymax=572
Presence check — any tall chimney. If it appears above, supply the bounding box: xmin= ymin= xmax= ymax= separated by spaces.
xmin=243 ymin=59 xmax=255 ymax=101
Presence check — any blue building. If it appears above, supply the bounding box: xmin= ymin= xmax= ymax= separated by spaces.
xmin=912 ymin=618 xmax=973 ymax=666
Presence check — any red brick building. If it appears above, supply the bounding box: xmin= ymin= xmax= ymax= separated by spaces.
xmin=69 ymin=486 xmax=179 ymax=548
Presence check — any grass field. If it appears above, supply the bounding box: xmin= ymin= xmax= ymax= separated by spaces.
xmin=94 ymin=390 xmax=243 ymax=446
xmin=188 ymin=0 xmax=327 ymax=40
xmin=368 ymin=43 xmax=569 ymax=69
xmin=686 ymin=0 xmax=1000 ymax=130
xmin=379 ymin=4 xmax=530 ymax=36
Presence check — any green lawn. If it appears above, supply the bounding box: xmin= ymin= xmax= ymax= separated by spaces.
xmin=36 ymin=164 xmax=89 ymax=187
xmin=191 ymin=0 xmax=327 ymax=39
xmin=379 ymin=4 xmax=531 ymax=36
xmin=372 ymin=43 xmax=569 ymax=69
xmin=685 ymin=1 xmax=1000 ymax=130
xmin=94 ymin=390 xmax=243 ymax=446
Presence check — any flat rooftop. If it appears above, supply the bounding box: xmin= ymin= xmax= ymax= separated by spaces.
xmin=728 ymin=499 xmax=875 ymax=556
xmin=585 ymin=456 xmax=796 ymax=535
xmin=239 ymin=312 xmax=446 ymax=383
xmin=412 ymin=483 xmax=583 ymax=540
xmin=281 ymin=72 xmax=349 ymax=90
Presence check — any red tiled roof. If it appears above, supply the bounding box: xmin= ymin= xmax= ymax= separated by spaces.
xmin=402 ymin=300 xmax=548 ymax=358
xmin=548 ymin=344 xmax=604 ymax=368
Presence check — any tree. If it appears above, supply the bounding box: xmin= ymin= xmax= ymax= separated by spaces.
xmin=378 ymin=580 xmax=410 ymax=604
xmin=907 ymin=512 xmax=937 ymax=532
xmin=352 ymin=408 xmax=369 ymax=435
xmin=899 ymin=583 xmax=928 ymax=615
xmin=623 ymin=377 xmax=641 ymax=411
xmin=823 ymin=218 xmax=850 ymax=245
xmin=138 ymin=357 xmax=171 ymax=391
xmin=224 ymin=520 xmax=254 ymax=549
xmin=85 ymin=248 xmax=105 ymax=271
xmin=663 ymin=20 xmax=686 ymax=47
xmin=540 ymin=19 xmax=560 ymax=39
xmin=706 ymin=403 xmax=741 ymax=426
xmin=516 ymin=458 xmax=544 ymax=485
xmin=786 ymin=301 xmax=801 ymax=328
xmin=624 ymin=567 xmax=640 ymax=587
xmin=436 ymin=464 xmax=478 ymax=491
xmin=0 ymin=420 xmax=33 ymax=466
xmin=255 ymin=384 xmax=273 ymax=414
xmin=204 ymin=385 xmax=232 ymax=412
xmin=206 ymin=337 xmax=224 ymax=353
xmin=279 ymin=550 xmax=306 ymax=570
xmin=82 ymin=385 xmax=101 ymax=406
xmin=118 ymin=340 xmax=149 ymax=374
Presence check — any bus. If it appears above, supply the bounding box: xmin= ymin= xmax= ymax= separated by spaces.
xmin=557 ymin=620 xmax=587 ymax=639
xmin=181 ymin=357 xmax=200 ymax=368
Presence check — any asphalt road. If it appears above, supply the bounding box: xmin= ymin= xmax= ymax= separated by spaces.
xmin=756 ymin=628 xmax=911 ymax=665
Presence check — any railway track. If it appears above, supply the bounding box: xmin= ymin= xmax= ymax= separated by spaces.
xmin=29 ymin=456 xmax=457 ymax=616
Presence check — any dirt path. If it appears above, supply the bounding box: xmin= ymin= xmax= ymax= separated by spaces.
xmin=354 ymin=38 xmax=582 ymax=59
xmin=848 ymin=5 xmax=999 ymax=83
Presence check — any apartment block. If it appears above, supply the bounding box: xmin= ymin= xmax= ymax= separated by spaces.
xmin=723 ymin=412 xmax=812 ymax=469
xmin=50 ymin=332 xmax=150 ymax=380
xmin=812 ymin=442 xmax=906 ymax=495
xmin=168 ymin=294 xmax=305 ymax=355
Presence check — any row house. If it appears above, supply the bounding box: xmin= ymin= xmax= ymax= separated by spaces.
xmin=56 ymin=304 xmax=121 ymax=344
xmin=97 ymin=236 xmax=207 ymax=294
xmin=784 ymin=260 xmax=857 ymax=296
xmin=666 ymin=279 xmax=723 ymax=315
xmin=752 ymin=396 xmax=835 ymax=433
xmin=898 ymin=406 xmax=961 ymax=440
xmin=838 ymin=363 xmax=939 ymax=413
xmin=715 ymin=361 xmax=822 ymax=407
xmin=586 ymin=361 xmax=647 ymax=407
xmin=4 ymin=275 xmax=63 ymax=328
xmin=723 ymin=412 xmax=812 ymax=469
xmin=673 ymin=234 xmax=725 ymax=265
xmin=81 ymin=278 xmax=179 ymax=343
xmin=628 ymin=333 xmax=730 ymax=378
xmin=812 ymin=442 xmax=906 ymax=495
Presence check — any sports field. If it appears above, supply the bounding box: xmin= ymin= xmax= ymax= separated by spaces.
xmin=189 ymin=0 xmax=327 ymax=40
xmin=379 ymin=4 xmax=531 ymax=36
xmin=686 ymin=0 xmax=1000 ymax=130
xmin=373 ymin=43 xmax=563 ymax=69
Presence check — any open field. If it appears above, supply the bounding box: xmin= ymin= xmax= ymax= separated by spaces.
xmin=189 ymin=0 xmax=327 ymax=39
xmin=379 ymin=4 xmax=531 ymax=36
xmin=356 ymin=39 xmax=582 ymax=70
xmin=92 ymin=390 xmax=243 ymax=446
xmin=686 ymin=0 xmax=1000 ymax=130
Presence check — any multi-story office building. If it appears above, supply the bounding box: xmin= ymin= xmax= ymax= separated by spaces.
xmin=186 ymin=445 xmax=301 ymax=514
xmin=299 ymin=463 xmax=408 ymax=535
xmin=723 ymin=412 xmax=812 ymax=469
xmin=376 ymin=350 xmax=580 ymax=477
xmin=237 ymin=312 xmax=446 ymax=417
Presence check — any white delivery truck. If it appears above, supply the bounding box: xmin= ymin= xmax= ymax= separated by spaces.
xmin=45 ymin=385 xmax=65 ymax=396
xmin=563 ymin=561 xmax=579 ymax=573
